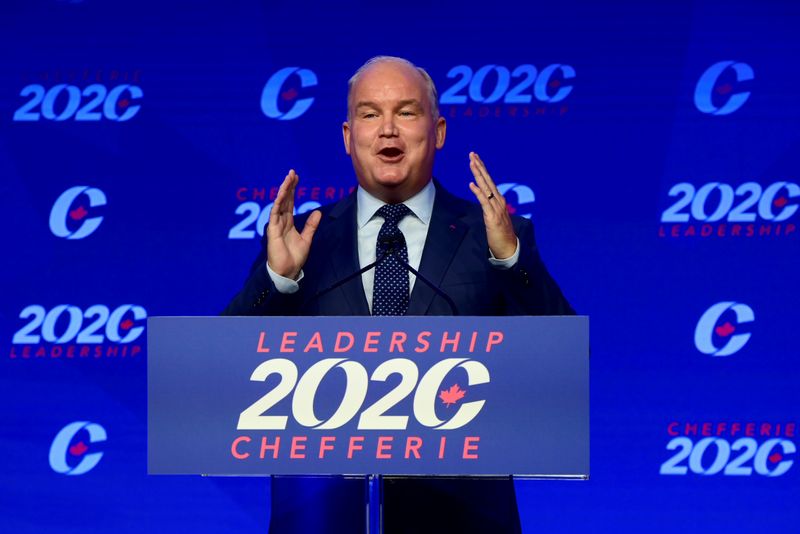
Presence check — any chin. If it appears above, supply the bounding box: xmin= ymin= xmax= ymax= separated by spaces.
xmin=374 ymin=172 xmax=409 ymax=187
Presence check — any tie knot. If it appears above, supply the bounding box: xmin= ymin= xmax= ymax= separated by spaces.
xmin=377 ymin=203 xmax=411 ymax=225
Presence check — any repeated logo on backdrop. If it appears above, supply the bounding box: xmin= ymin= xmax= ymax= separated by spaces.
xmin=260 ymin=67 xmax=318 ymax=121
xmin=694 ymin=61 xmax=754 ymax=116
xmin=14 ymin=70 xmax=143 ymax=122
xmin=694 ymin=301 xmax=754 ymax=357
xmin=660 ymin=421 xmax=795 ymax=477
xmin=9 ymin=304 xmax=147 ymax=359
xmin=439 ymin=63 xmax=575 ymax=119
xmin=49 ymin=421 xmax=107 ymax=475
xmin=49 ymin=186 xmax=107 ymax=239
xmin=658 ymin=180 xmax=798 ymax=238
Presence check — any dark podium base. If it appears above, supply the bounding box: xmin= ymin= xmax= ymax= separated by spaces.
xmin=268 ymin=476 xmax=521 ymax=534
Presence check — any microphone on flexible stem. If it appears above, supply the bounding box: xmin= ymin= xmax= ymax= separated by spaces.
xmin=301 ymin=248 xmax=392 ymax=313
xmin=301 ymin=234 xmax=459 ymax=315
xmin=377 ymin=235 xmax=459 ymax=316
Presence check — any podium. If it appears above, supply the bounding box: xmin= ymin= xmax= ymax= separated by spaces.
xmin=148 ymin=316 xmax=589 ymax=532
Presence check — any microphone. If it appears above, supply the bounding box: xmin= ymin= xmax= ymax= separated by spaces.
xmin=301 ymin=249 xmax=390 ymax=313
xmin=302 ymin=234 xmax=459 ymax=315
xmin=377 ymin=235 xmax=459 ymax=316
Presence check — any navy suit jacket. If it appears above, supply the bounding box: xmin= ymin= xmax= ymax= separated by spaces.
xmin=223 ymin=181 xmax=573 ymax=317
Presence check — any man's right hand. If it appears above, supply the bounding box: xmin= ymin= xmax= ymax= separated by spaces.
xmin=266 ymin=169 xmax=322 ymax=280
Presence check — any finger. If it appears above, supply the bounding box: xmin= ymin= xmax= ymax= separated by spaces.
xmin=269 ymin=174 xmax=290 ymax=231
xmin=271 ymin=170 xmax=293 ymax=216
xmin=283 ymin=169 xmax=299 ymax=215
xmin=472 ymin=154 xmax=508 ymax=215
xmin=471 ymin=152 xmax=501 ymax=198
xmin=300 ymin=210 xmax=322 ymax=242
xmin=269 ymin=171 xmax=298 ymax=237
xmin=469 ymin=157 xmax=498 ymax=214
xmin=468 ymin=153 xmax=489 ymax=193
xmin=468 ymin=181 xmax=494 ymax=215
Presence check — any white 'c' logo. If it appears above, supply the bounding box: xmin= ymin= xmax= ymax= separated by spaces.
xmin=694 ymin=61 xmax=754 ymax=115
xmin=49 ymin=186 xmax=106 ymax=239
xmin=694 ymin=301 xmax=754 ymax=356
xmin=260 ymin=67 xmax=317 ymax=120
xmin=49 ymin=421 xmax=106 ymax=475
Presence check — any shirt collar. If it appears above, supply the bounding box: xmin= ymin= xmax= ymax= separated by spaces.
xmin=356 ymin=180 xmax=436 ymax=228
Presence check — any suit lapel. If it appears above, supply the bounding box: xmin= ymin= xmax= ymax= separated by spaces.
xmin=407 ymin=184 xmax=468 ymax=315
xmin=324 ymin=194 xmax=370 ymax=315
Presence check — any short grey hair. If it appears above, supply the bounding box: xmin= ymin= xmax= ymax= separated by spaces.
xmin=347 ymin=56 xmax=440 ymax=120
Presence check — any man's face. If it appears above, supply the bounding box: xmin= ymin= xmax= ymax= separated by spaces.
xmin=343 ymin=61 xmax=446 ymax=203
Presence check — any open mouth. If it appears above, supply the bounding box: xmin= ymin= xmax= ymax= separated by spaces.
xmin=377 ymin=147 xmax=404 ymax=161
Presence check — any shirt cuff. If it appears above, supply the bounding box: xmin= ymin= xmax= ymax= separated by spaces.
xmin=266 ymin=262 xmax=304 ymax=294
xmin=488 ymin=238 xmax=520 ymax=270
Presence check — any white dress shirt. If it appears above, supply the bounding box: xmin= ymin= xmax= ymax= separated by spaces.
xmin=267 ymin=180 xmax=520 ymax=313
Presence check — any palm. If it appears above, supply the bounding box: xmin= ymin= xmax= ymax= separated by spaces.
xmin=266 ymin=170 xmax=321 ymax=279
xmin=467 ymin=152 xmax=517 ymax=259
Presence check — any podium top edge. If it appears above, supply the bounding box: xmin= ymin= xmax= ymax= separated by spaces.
xmin=148 ymin=315 xmax=590 ymax=319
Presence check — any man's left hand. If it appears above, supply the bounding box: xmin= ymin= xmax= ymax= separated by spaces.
xmin=468 ymin=152 xmax=518 ymax=259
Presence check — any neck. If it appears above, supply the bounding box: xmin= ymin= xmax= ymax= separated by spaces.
xmin=362 ymin=179 xmax=432 ymax=204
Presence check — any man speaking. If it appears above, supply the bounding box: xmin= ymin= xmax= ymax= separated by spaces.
xmin=225 ymin=56 xmax=573 ymax=532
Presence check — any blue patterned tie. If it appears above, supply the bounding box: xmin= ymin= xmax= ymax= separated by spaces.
xmin=373 ymin=203 xmax=411 ymax=316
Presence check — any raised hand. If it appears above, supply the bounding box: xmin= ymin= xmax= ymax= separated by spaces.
xmin=266 ymin=169 xmax=322 ymax=279
xmin=467 ymin=152 xmax=518 ymax=259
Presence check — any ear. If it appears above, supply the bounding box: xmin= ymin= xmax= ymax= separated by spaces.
xmin=435 ymin=117 xmax=446 ymax=149
xmin=342 ymin=121 xmax=352 ymax=155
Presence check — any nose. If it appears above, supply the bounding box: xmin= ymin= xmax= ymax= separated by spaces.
xmin=379 ymin=115 xmax=398 ymax=137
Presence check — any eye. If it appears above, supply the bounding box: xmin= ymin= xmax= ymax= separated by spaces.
xmin=399 ymin=110 xmax=416 ymax=117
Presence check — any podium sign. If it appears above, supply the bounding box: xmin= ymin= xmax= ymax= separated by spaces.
xmin=148 ymin=316 xmax=589 ymax=477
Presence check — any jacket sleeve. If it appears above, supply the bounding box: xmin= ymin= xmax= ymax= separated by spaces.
xmin=497 ymin=217 xmax=575 ymax=316
xmin=221 ymin=237 xmax=303 ymax=316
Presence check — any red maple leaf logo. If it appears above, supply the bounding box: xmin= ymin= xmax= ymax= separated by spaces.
xmin=439 ymin=384 xmax=466 ymax=407
xmin=69 ymin=441 xmax=89 ymax=456
xmin=715 ymin=322 xmax=735 ymax=337
xmin=506 ymin=203 xmax=517 ymax=215
xmin=716 ymin=83 xmax=733 ymax=95
xmin=117 ymin=98 xmax=130 ymax=108
xmin=281 ymin=87 xmax=298 ymax=101
xmin=69 ymin=205 xmax=88 ymax=220
xmin=769 ymin=452 xmax=783 ymax=463
xmin=548 ymin=79 xmax=561 ymax=89
xmin=120 ymin=319 xmax=134 ymax=331
xmin=773 ymin=196 xmax=788 ymax=208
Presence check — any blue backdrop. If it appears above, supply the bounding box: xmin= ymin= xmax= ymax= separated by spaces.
xmin=1 ymin=0 xmax=798 ymax=531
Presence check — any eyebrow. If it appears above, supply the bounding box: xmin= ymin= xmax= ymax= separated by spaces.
xmin=355 ymin=99 xmax=424 ymax=111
